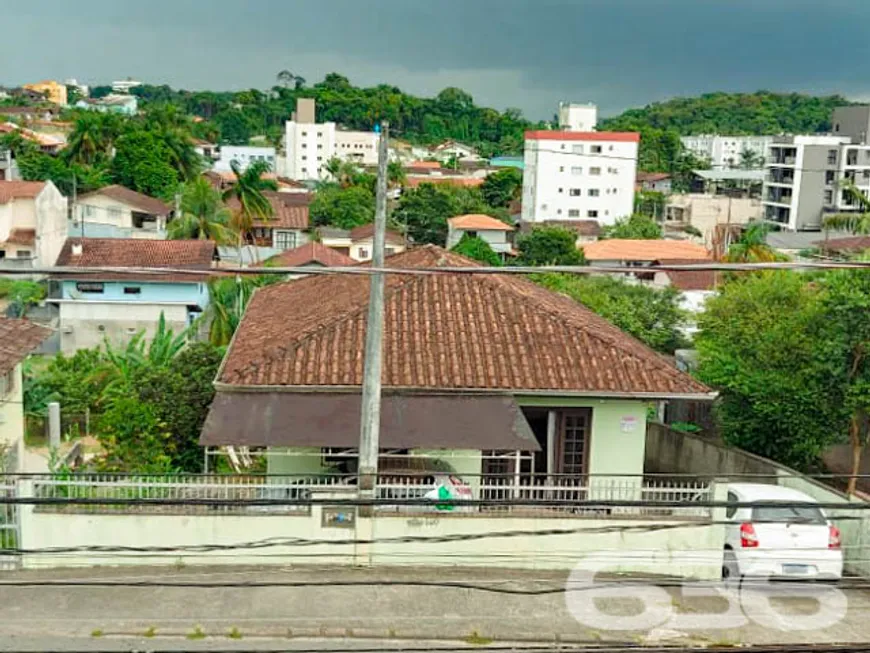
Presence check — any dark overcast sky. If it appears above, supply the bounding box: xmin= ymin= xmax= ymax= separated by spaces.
xmin=4 ymin=0 xmax=870 ymax=119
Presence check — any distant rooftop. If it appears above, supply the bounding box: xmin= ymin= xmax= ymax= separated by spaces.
xmin=693 ymin=169 xmax=765 ymax=182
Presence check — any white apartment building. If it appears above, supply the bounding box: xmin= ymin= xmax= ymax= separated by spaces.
xmin=214 ymin=146 xmax=277 ymax=173
xmin=522 ymin=130 xmax=639 ymax=226
xmin=280 ymin=99 xmax=378 ymax=181
xmin=681 ymin=135 xmax=773 ymax=169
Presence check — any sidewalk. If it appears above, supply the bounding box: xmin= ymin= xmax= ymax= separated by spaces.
xmin=1 ymin=566 xmax=869 ymax=646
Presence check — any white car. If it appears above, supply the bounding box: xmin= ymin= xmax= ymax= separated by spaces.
xmin=722 ymin=483 xmax=843 ymax=580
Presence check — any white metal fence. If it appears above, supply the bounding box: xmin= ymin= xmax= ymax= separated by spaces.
xmin=0 ymin=482 xmax=18 ymax=570
xmin=27 ymin=474 xmax=711 ymax=518
xmin=32 ymin=474 xmax=350 ymax=514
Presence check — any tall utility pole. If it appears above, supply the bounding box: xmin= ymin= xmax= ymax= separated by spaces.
xmin=358 ymin=121 xmax=389 ymax=501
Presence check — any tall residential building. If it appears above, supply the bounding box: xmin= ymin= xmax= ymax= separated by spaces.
xmin=112 ymin=79 xmax=142 ymax=94
xmin=681 ymin=135 xmax=773 ymax=169
xmin=280 ymin=99 xmax=378 ymax=180
xmin=762 ymin=133 xmax=870 ymax=231
xmin=522 ymin=129 xmax=639 ymax=226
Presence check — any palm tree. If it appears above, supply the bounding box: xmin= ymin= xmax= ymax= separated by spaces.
xmin=823 ymin=181 xmax=870 ymax=234
xmin=65 ymin=112 xmax=121 ymax=165
xmin=323 ymin=157 xmax=360 ymax=188
xmin=203 ymin=276 xmax=260 ymax=346
xmin=168 ymin=177 xmax=235 ymax=243
xmin=724 ymin=222 xmax=787 ymax=263
xmin=222 ymin=160 xmax=277 ymax=247
xmin=387 ymin=160 xmax=406 ymax=189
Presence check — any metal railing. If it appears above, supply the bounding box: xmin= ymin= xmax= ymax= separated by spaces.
xmin=32 ymin=474 xmax=349 ymax=514
xmin=26 ymin=473 xmax=712 ymax=519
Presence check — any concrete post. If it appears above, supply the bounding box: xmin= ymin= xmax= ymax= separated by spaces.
xmin=47 ymin=402 xmax=61 ymax=450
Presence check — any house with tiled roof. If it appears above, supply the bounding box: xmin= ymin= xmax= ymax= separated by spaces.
xmin=74 ymin=185 xmax=172 ymax=240
xmin=202 ymin=245 xmax=713 ymax=494
xmin=0 ymin=180 xmax=67 ymax=270
xmin=51 ymin=238 xmax=215 ymax=353
xmin=581 ymin=239 xmax=711 ymax=266
xmin=0 ymin=319 xmax=50 ymax=470
xmin=259 ymin=242 xmax=356 ymax=274
xmin=447 ymin=214 xmax=515 ymax=257
xmin=227 ymin=191 xmax=312 ymax=251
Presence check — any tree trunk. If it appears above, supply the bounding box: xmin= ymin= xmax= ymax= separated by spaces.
xmin=848 ymin=414 xmax=862 ymax=496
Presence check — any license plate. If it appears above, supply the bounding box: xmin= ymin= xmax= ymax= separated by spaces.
xmin=782 ymin=564 xmax=811 ymax=575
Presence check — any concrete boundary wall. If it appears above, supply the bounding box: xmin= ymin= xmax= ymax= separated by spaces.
xmin=646 ymin=422 xmax=870 ymax=575
xmin=17 ymin=482 xmax=725 ymax=579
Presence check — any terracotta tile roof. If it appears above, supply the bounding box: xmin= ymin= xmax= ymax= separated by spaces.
xmin=406 ymin=161 xmax=441 ymax=169
xmin=0 ymin=319 xmax=50 ymax=376
xmin=816 ymin=236 xmax=870 ymax=252
xmin=0 ymin=181 xmax=46 ymax=204
xmin=654 ymin=259 xmax=716 ymax=291
xmin=4 ymin=228 xmax=35 ymax=246
xmin=220 ymin=245 xmax=710 ymax=397
xmin=448 ymin=214 xmax=514 ymax=232
xmin=525 ymin=130 xmax=640 ymax=143
xmin=405 ymin=176 xmax=484 ymax=189
xmin=78 ymin=185 xmax=170 ymax=216
xmin=227 ymin=191 xmax=311 ymax=230
xmin=348 ymin=223 xmax=405 ymax=244
xmin=260 ymin=242 xmax=357 ymax=268
xmin=582 ymin=239 xmax=711 ymax=262
xmin=54 ymin=238 xmax=215 ymax=283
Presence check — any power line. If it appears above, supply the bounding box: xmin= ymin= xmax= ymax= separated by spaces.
xmin=4 ymin=260 xmax=870 ymax=280
xmin=4 ymin=495 xmax=870 ymax=510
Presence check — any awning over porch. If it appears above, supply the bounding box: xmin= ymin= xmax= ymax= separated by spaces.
xmin=200 ymin=392 xmax=541 ymax=451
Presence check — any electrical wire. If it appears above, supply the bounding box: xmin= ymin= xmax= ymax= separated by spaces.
xmin=6 ymin=496 xmax=870 ymax=509
xmin=3 ymin=261 xmax=870 ymax=281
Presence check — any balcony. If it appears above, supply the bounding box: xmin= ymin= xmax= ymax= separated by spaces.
xmin=764 ymin=205 xmax=790 ymax=225
xmin=769 ymin=148 xmax=797 ymax=165
xmin=0 ymin=256 xmax=35 ymax=270
xmin=766 ymin=170 xmax=795 ymax=185
xmin=765 ymin=189 xmax=793 ymax=205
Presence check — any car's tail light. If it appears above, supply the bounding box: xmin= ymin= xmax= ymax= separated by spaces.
xmin=829 ymin=525 xmax=841 ymax=549
xmin=740 ymin=522 xmax=759 ymax=548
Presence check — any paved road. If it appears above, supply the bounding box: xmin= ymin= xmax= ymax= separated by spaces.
xmin=0 ymin=636 xmax=499 ymax=652
xmin=1 ymin=566 xmax=869 ymax=647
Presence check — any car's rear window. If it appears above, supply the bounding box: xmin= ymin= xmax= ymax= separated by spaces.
xmin=752 ymin=505 xmax=826 ymax=524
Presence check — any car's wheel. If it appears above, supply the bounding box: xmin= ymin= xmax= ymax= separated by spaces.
xmin=722 ymin=547 xmax=740 ymax=581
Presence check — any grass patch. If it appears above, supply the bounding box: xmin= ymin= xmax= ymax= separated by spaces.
xmin=186 ymin=625 xmax=206 ymax=640
xmin=143 ymin=626 xmax=157 ymax=638
xmin=464 ymin=631 xmax=493 ymax=646
xmin=90 ymin=629 xmax=104 ymax=638
xmin=227 ymin=627 xmax=242 ymax=640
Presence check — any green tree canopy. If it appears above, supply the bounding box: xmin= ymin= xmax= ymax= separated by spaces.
xmin=695 ymin=272 xmax=847 ymax=469
xmin=536 ymin=274 xmax=687 ymax=354
xmin=515 ymin=227 xmax=585 ymax=266
xmin=310 ymin=184 xmax=376 ymax=230
xmin=111 ymin=130 xmax=179 ymax=199
xmin=601 ymin=214 xmax=663 ymax=240
xmin=168 ymin=176 xmax=234 ymax=243
xmin=392 ymin=184 xmax=492 ymax=246
xmin=450 ymin=234 xmax=502 ymax=266
xmin=480 ymin=168 xmax=522 ymax=208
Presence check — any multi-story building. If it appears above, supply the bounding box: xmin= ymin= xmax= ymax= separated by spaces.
xmin=280 ymin=99 xmax=378 ymax=181
xmin=22 ymin=80 xmax=68 ymax=107
xmin=112 ymin=79 xmax=142 ymax=94
xmin=521 ymin=130 xmax=639 ymax=226
xmin=0 ymin=181 xmax=68 ymax=270
xmin=214 ymin=146 xmax=277 ymax=173
xmin=681 ymin=135 xmax=773 ymax=169
xmin=762 ymin=135 xmax=853 ymax=231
